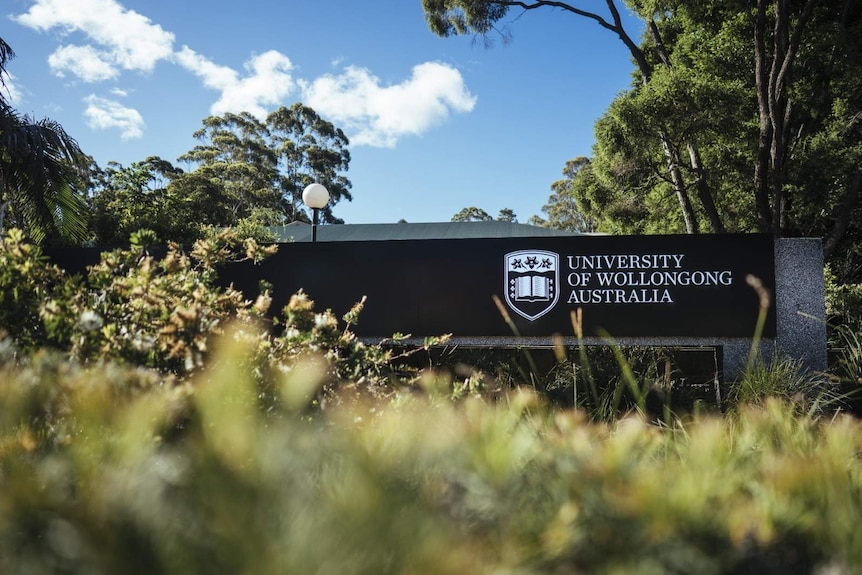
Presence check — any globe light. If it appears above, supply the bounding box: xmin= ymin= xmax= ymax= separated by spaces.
xmin=302 ymin=183 xmax=330 ymax=209
xmin=302 ymin=183 xmax=330 ymax=242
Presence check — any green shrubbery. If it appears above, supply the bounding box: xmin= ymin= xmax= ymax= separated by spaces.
xmin=3 ymin=228 xmax=862 ymax=573
xmin=2 ymin=342 xmax=862 ymax=573
xmin=0 ymin=227 xmax=433 ymax=398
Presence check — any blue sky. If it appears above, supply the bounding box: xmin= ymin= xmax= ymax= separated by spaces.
xmin=3 ymin=0 xmax=643 ymax=224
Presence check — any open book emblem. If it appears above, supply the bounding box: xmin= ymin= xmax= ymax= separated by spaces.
xmin=504 ymin=250 xmax=560 ymax=321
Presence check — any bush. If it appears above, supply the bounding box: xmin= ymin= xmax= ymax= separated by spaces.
xmin=730 ymin=354 xmax=836 ymax=414
xmin=825 ymin=264 xmax=862 ymax=339
xmin=3 ymin=228 xmax=862 ymax=572
xmin=2 ymin=339 xmax=862 ymax=573
xmin=0 ymin=227 xmax=443 ymax=405
xmin=0 ymin=228 xmax=72 ymax=349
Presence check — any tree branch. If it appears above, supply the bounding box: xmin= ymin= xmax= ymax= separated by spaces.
xmin=500 ymin=0 xmax=653 ymax=81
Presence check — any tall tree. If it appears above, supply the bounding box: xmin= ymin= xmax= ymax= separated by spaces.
xmin=497 ymin=207 xmax=518 ymax=222
xmin=0 ymin=37 xmax=89 ymax=244
xmin=88 ymin=157 xmax=194 ymax=244
xmin=633 ymin=0 xmax=862 ymax=274
xmin=451 ymin=206 xmax=519 ymax=222
xmin=177 ymin=112 xmax=282 ymax=225
xmin=178 ymin=104 xmax=352 ymax=226
xmin=268 ymin=103 xmax=352 ymax=224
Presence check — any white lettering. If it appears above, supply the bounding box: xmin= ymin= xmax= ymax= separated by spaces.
xmin=567 ymin=288 xmax=674 ymax=304
xmin=567 ymin=272 xmax=592 ymax=287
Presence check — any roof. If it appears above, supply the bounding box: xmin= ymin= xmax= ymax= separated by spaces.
xmin=271 ymin=221 xmax=584 ymax=242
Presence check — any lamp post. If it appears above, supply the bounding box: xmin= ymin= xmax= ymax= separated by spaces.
xmin=302 ymin=183 xmax=329 ymax=243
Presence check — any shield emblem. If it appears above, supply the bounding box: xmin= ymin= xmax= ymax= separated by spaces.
xmin=504 ymin=250 xmax=560 ymax=321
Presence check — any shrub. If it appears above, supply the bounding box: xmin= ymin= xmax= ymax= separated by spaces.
xmin=0 ymin=228 xmax=73 ymax=349
xmin=825 ymin=264 xmax=862 ymax=337
xmin=0 ymin=228 xmax=445 ymax=405
xmin=2 ymin=339 xmax=862 ymax=573
xmin=730 ymin=353 xmax=837 ymax=414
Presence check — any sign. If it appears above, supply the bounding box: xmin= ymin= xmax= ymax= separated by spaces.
xmin=225 ymin=233 xmax=776 ymax=339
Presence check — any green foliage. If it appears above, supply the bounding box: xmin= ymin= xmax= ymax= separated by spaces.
xmin=178 ymin=104 xmax=351 ymax=226
xmin=0 ymin=228 xmax=440 ymax=399
xmin=87 ymin=156 xmax=199 ymax=245
xmin=0 ymin=228 xmax=274 ymax=374
xmin=531 ymin=157 xmax=604 ymax=233
xmin=730 ymin=354 xmax=836 ymax=415
xmin=3 ymin=225 xmax=862 ymax=571
xmin=2 ymin=338 xmax=862 ymax=573
xmin=450 ymin=206 xmax=492 ymax=222
xmin=496 ymin=207 xmax=517 ymax=222
xmin=0 ymin=228 xmax=72 ymax=348
xmin=88 ymin=103 xmax=352 ymax=245
xmin=227 ymin=207 xmax=280 ymax=244
xmin=1 ymin=37 xmax=90 ymax=245
xmin=825 ymin=264 xmax=862 ymax=335
xmin=422 ymin=0 xmax=510 ymax=37
xmin=251 ymin=291 xmax=450 ymax=411
xmin=451 ymin=206 xmax=518 ymax=223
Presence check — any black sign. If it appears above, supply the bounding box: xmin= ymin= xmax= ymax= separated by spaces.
xmin=226 ymin=234 xmax=776 ymax=339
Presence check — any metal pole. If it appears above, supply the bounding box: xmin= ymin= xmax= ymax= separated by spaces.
xmin=312 ymin=207 xmax=319 ymax=243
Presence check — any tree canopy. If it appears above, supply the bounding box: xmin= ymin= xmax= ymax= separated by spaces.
xmin=451 ymin=206 xmax=518 ymax=222
xmin=0 ymin=36 xmax=89 ymax=245
xmin=424 ymin=1 xmax=862 ymax=282
xmin=89 ymin=103 xmax=353 ymax=244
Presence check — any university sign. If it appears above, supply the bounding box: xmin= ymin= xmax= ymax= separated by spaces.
xmin=223 ymin=233 xmax=778 ymax=340
xmin=45 ymin=232 xmax=825 ymax=379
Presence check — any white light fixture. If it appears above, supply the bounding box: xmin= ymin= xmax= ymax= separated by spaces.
xmin=302 ymin=183 xmax=330 ymax=242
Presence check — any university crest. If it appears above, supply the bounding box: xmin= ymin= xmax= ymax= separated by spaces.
xmin=504 ymin=250 xmax=560 ymax=321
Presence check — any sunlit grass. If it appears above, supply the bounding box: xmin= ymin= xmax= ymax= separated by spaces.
xmin=2 ymin=331 xmax=862 ymax=574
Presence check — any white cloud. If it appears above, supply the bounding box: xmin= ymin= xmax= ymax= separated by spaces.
xmin=175 ymin=47 xmax=295 ymax=118
xmin=300 ymin=62 xmax=476 ymax=147
xmin=48 ymin=44 xmax=118 ymax=82
xmin=173 ymin=46 xmax=238 ymax=90
xmin=110 ymin=87 xmax=128 ymax=97
xmin=1 ymin=72 xmax=23 ymax=105
xmin=12 ymin=0 xmax=477 ymax=147
xmin=83 ymin=95 xmax=144 ymax=139
xmin=14 ymin=0 xmax=174 ymax=79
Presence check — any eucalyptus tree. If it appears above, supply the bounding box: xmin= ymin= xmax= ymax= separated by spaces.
xmin=177 ymin=112 xmax=282 ymax=225
xmin=625 ymin=0 xmax=862 ymax=277
xmin=496 ymin=207 xmax=517 ymax=222
xmin=427 ymin=1 xmax=862 ymax=280
xmin=178 ymin=103 xmax=352 ymax=226
xmin=267 ymin=103 xmax=351 ymax=224
xmin=451 ymin=206 xmax=519 ymax=222
xmin=0 ymin=37 xmax=89 ymax=244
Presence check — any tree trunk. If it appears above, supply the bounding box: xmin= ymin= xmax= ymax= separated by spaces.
xmin=660 ymin=129 xmax=699 ymax=233
xmin=754 ymin=0 xmax=817 ymax=234
xmin=754 ymin=0 xmax=775 ymax=232
xmin=687 ymin=143 xmax=725 ymax=233
xmin=768 ymin=0 xmax=789 ymax=233
xmin=824 ymin=168 xmax=862 ymax=260
xmin=650 ymin=17 xmax=721 ymax=233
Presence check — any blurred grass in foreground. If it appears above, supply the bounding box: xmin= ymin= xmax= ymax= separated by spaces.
xmin=2 ymin=332 xmax=862 ymax=575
